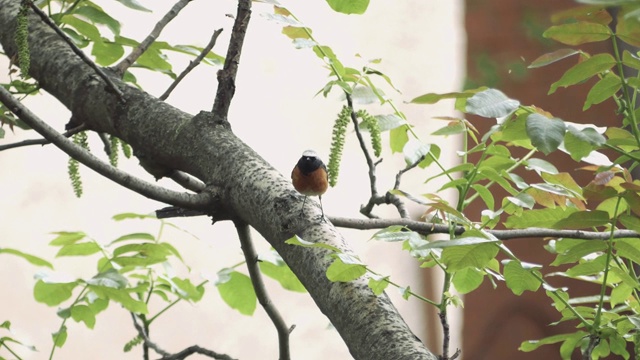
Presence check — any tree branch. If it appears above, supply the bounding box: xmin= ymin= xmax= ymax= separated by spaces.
xmin=168 ymin=170 xmax=206 ymax=193
xmin=27 ymin=2 xmax=124 ymax=100
xmin=346 ymin=95 xmax=408 ymax=219
xmin=0 ymin=123 xmax=86 ymax=151
xmin=235 ymin=221 xmax=291 ymax=360
xmin=114 ymin=0 xmax=193 ymax=75
xmin=160 ymin=28 xmax=224 ymax=101
xmin=130 ymin=313 xmax=170 ymax=358
xmin=329 ymin=216 xmax=640 ymax=240
xmin=131 ymin=313 xmax=236 ymax=360
xmin=211 ymin=0 xmax=251 ymax=120
xmin=0 ymin=86 xmax=212 ymax=209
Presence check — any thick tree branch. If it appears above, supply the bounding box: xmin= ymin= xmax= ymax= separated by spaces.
xmin=160 ymin=28 xmax=224 ymax=101
xmin=235 ymin=221 xmax=291 ymax=360
xmin=211 ymin=0 xmax=250 ymax=120
xmin=27 ymin=2 xmax=124 ymax=99
xmin=115 ymin=0 xmax=193 ymax=75
xmin=0 ymin=87 xmax=212 ymax=209
xmin=329 ymin=216 xmax=640 ymax=240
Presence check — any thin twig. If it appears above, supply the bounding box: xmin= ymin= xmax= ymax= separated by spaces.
xmin=438 ymin=311 xmax=450 ymax=360
xmin=160 ymin=28 xmax=224 ymax=101
xmin=0 ymin=86 xmax=212 ymax=209
xmin=115 ymin=0 xmax=193 ymax=75
xmin=211 ymin=0 xmax=251 ymax=120
xmin=131 ymin=313 xmax=170 ymax=357
xmin=169 ymin=170 xmax=206 ymax=193
xmin=234 ymin=221 xmax=291 ymax=360
xmin=159 ymin=346 xmax=237 ymax=360
xmin=131 ymin=313 xmax=236 ymax=360
xmin=328 ymin=216 xmax=640 ymax=240
xmin=0 ymin=123 xmax=86 ymax=151
xmin=27 ymin=2 xmax=125 ymax=100
xmin=394 ymin=156 xmax=425 ymax=190
xmin=346 ymin=95 xmax=408 ymax=218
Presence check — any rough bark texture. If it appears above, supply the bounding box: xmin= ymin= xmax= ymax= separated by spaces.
xmin=0 ymin=3 xmax=436 ymax=359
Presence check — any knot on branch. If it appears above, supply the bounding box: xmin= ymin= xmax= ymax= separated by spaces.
xmin=192 ymin=110 xmax=231 ymax=129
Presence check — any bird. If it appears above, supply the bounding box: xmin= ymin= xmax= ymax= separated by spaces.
xmin=291 ymin=150 xmax=329 ymax=220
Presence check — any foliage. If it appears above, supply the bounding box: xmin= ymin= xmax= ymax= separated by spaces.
xmin=270 ymin=1 xmax=640 ymax=359
xmin=1 ymin=213 xmax=303 ymax=359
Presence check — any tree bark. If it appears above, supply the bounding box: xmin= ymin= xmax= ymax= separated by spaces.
xmin=0 ymin=2 xmax=435 ymax=359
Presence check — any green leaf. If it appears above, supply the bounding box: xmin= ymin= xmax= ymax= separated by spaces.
xmin=368 ymin=276 xmax=390 ymax=296
xmin=471 ymin=184 xmax=495 ymax=210
xmin=259 ymin=260 xmax=306 ymax=293
xmin=52 ymin=325 xmax=68 ymax=348
xmin=565 ymin=254 xmax=606 ymax=277
xmin=49 ymin=231 xmax=87 ymax=246
xmin=284 ymin=235 xmax=341 ymax=253
xmin=503 ymin=260 xmax=542 ymax=295
xmin=325 ymin=0 xmax=370 ymax=14
xmin=505 ymin=207 xmax=578 ymax=229
xmin=525 ymin=114 xmax=566 ymax=154
xmin=92 ymin=39 xmax=124 ymax=66
xmin=622 ymin=50 xmax=640 ymax=70
xmin=73 ymin=5 xmax=121 ymax=36
xmin=114 ymin=0 xmax=152 ymax=12
xmin=372 ymin=227 xmax=422 ymax=243
xmin=89 ymin=285 xmax=148 ymax=314
xmin=549 ymin=53 xmax=616 ymax=94
xmin=619 ymin=214 xmax=640 ymax=232
xmin=402 ymin=139 xmax=431 ymax=166
xmin=70 ymin=305 xmax=96 ymax=329
xmin=552 ymin=240 xmax=608 ymax=266
xmin=543 ymin=22 xmax=611 ymax=45
xmin=111 ymin=233 xmax=156 ymax=243
xmin=506 ymin=193 xmax=535 ymax=209
xmin=418 ymin=237 xmax=499 ymax=250
xmin=390 ymin=126 xmax=409 ymax=153
xmin=34 ymin=280 xmax=77 ymax=306
xmin=371 ymin=114 xmax=406 ymax=132
xmin=326 ymin=257 xmax=367 ymax=282
xmin=465 ymin=89 xmax=520 ymax=118
xmin=614 ymin=238 xmax=640 ymax=264
xmin=519 ymin=333 xmax=579 ymax=352
xmin=113 ymin=243 xmax=171 ymax=259
xmin=441 ymin=242 xmax=499 ymax=271
xmin=87 ymin=269 xmax=128 ymax=289
xmin=452 ymin=267 xmax=484 ymax=294
xmin=583 ymin=73 xmax=621 ymax=110
xmin=553 ymin=210 xmax=609 ymax=229
xmin=112 ymin=212 xmax=156 ymax=221
xmin=410 ymin=91 xmax=474 ymax=104
xmin=541 ymin=172 xmax=583 ymax=196
xmin=60 ymin=16 xmax=101 ymax=41
xmin=56 ymin=242 xmax=102 ymax=257
xmin=528 ymin=48 xmax=581 ymax=68
xmin=170 ymin=277 xmax=205 ymax=301
xmin=0 ymin=248 xmax=53 ymax=268
xmin=564 ymin=125 xmax=606 ymax=161
xmin=215 ymin=270 xmax=256 ymax=315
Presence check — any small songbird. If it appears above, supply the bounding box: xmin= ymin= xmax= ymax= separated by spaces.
xmin=291 ymin=150 xmax=329 ymax=219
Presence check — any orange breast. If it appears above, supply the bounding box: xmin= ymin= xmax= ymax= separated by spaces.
xmin=291 ymin=166 xmax=328 ymax=196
